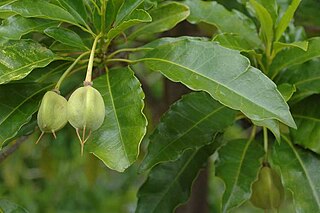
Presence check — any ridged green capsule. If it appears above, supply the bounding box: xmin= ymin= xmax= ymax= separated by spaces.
xmin=250 ymin=165 xmax=285 ymax=210
xmin=36 ymin=91 xmax=68 ymax=143
xmin=67 ymin=86 xmax=105 ymax=155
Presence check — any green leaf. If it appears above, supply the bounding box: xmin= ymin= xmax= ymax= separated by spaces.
xmin=0 ymin=199 xmax=29 ymax=213
xmin=290 ymin=96 xmax=320 ymax=154
xmin=88 ymin=67 xmax=147 ymax=172
xmin=277 ymin=83 xmax=296 ymax=101
xmin=107 ymin=9 xmax=151 ymax=41
xmin=55 ymin=0 xmax=88 ymax=27
xmin=44 ymin=27 xmax=88 ymax=50
xmin=270 ymin=37 xmax=320 ymax=79
xmin=277 ymin=59 xmax=320 ymax=102
xmin=105 ymin=0 xmax=124 ymax=31
xmin=0 ymin=0 xmax=79 ymax=28
xmin=114 ymin=0 xmax=144 ymax=26
xmin=140 ymin=92 xmax=236 ymax=171
xmin=215 ymin=139 xmax=264 ymax=212
xmin=271 ymin=135 xmax=320 ymax=212
xmin=256 ymin=0 xmax=278 ymax=22
xmin=0 ymin=83 xmax=51 ymax=146
xmin=252 ymin=119 xmax=280 ymax=141
xmin=273 ymin=40 xmax=309 ymax=56
xmin=0 ymin=15 xmax=58 ymax=40
xmin=128 ymin=2 xmax=190 ymax=40
xmin=136 ymin=144 xmax=214 ymax=213
xmin=275 ymin=0 xmax=301 ymax=42
xmin=185 ymin=0 xmax=261 ymax=48
xmin=249 ymin=0 xmax=274 ymax=46
xmin=213 ymin=33 xmax=255 ymax=52
xmin=141 ymin=38 xmax=296 ymax=128
xmin=0 ymin=40 xmax=57 ymax=84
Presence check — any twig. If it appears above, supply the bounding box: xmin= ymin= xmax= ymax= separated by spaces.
xmin=0 ymin=136 xmax=28 ymax=163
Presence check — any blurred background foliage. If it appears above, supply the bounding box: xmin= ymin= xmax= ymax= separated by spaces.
xmin=0 ymin=124 xmax=145 ymax=213
xmin=0 ymin=0 xmax=319 ymax=212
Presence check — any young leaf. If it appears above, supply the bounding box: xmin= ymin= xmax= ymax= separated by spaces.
xmin=271 ymin=135 xmax=320 ymax=212
xmin=107 ymin=9 xmax=152 ymax=41
xmin=105 ymin=0 xmax=124 ymax=31
xmin=275 ymin=0 xmax=301 ymax=42
xmin=290 ymin=96 xmax=320 ymax=154
xmin=270 ymin=37 xmax=320 ymax=79
xmin=0 ymin=83 xmax=51 ymax=147
xmin=142 ymin=38 xmax=296 ymax=129
xmin=0 ymin=0 xmax=79 ymax=27
xmin=273 ymin=40 xmax=309 ymax=56
xmin=0 ymin=40 xmax=57 ymax=84
xmin=185 ymin=0 xmax=262 ymax=48
xmin=44 ymin=27 xmax=89 ymax=50
xmin=88 ymin=67 xmax=147 ymax=172
xmin=114 ymin=0 xmax=144 ymax=26
xmin=127 ymin=2 xmax=190 ymax=40
xmin=136 ymin=144 xmax=214 ymax=213
xmin=140 ymin=92 xmax=236 ymax=171
xmin=0 ymin=15 xmax=58 ymax=40
xmin=249 ymin=0 xmax=274 ymax=46
xmin=215 ymin=139 xmax=264 ymax=212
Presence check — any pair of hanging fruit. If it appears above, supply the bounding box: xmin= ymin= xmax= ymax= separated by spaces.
xmin=36 ymin=86 xmax=105 ymax=155
xmin=36 ymin=34 xmax=105 ymax=155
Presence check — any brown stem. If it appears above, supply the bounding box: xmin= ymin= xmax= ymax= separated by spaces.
xmin=0 ymin=136 xmax=28 ymax=163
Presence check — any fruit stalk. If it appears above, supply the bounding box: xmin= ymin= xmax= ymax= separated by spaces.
xmin=84 ymin=33 xmax=102 ymax=85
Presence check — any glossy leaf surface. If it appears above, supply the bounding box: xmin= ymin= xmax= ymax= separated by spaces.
xmin=270 ymin=37 xmax=320 ymax=78
xmin=0 ymin=83 xmax=51 ymax=146
xmin=0 ymin=40 xmax=56 ymax=84
xmin=107 ymin=9 xmax=151 ymax=41
xmin=272 ymin=136 xmax=320 ymax=212
xmin=114 ymin=0 xmax=144 ymax=26
xmin=136 ymin=144 xmax=214 ymax=213
xmin=140 ymin=92 xmax=236 ymax=171
xmin=277 ymin=59 xmax=320 ymax=102
xmin=142 ymin=38 xmax=296 ymax=128
xmin=89 ymin=67 xmax=147 ymax=172
xmin=44 ymin=27 xmax=88 ymax=50
xmin=0 ymin=0 xmax=79 ymax=26
xmin=290 ymin=96 xmax=320 ymax=153
xmin=128 ymin=2 xmax=189 ymax=40
xmin=0 ymin=15 xmax=58 ymax=40
xmin=215 ymin=139 xmax=264 ymax=212
xmin=185 ymin=0 xmax=261 ymax=48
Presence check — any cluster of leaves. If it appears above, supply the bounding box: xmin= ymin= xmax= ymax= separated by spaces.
xmin=0 ymin=0 xmax=320 ymax=212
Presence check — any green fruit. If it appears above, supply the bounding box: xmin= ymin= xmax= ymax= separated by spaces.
xmin=37 ymin=91 xmax=68 ymax=140
xmin=67 ymin=86 xmax=105 ymax=131
xmin=250 ymin=166 xmax=285 ymax=210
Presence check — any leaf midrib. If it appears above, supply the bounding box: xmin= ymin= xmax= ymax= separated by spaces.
xmin=149 ymin=150 xmax=198 ymax=213
xmin=222 ymin=139 xmax=252 ymax=212
xmin=106 ymin=72 xmax=130 ymax=162
xmin=146 ymin=105 xmax=225 ymax=169
xmin=285 ymin=136 xmax=320 ymax=208
xmin=0 ymin=57 xmax=55 ymax=83
xmin=144 ymin=57 xmax=285 ymax=124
